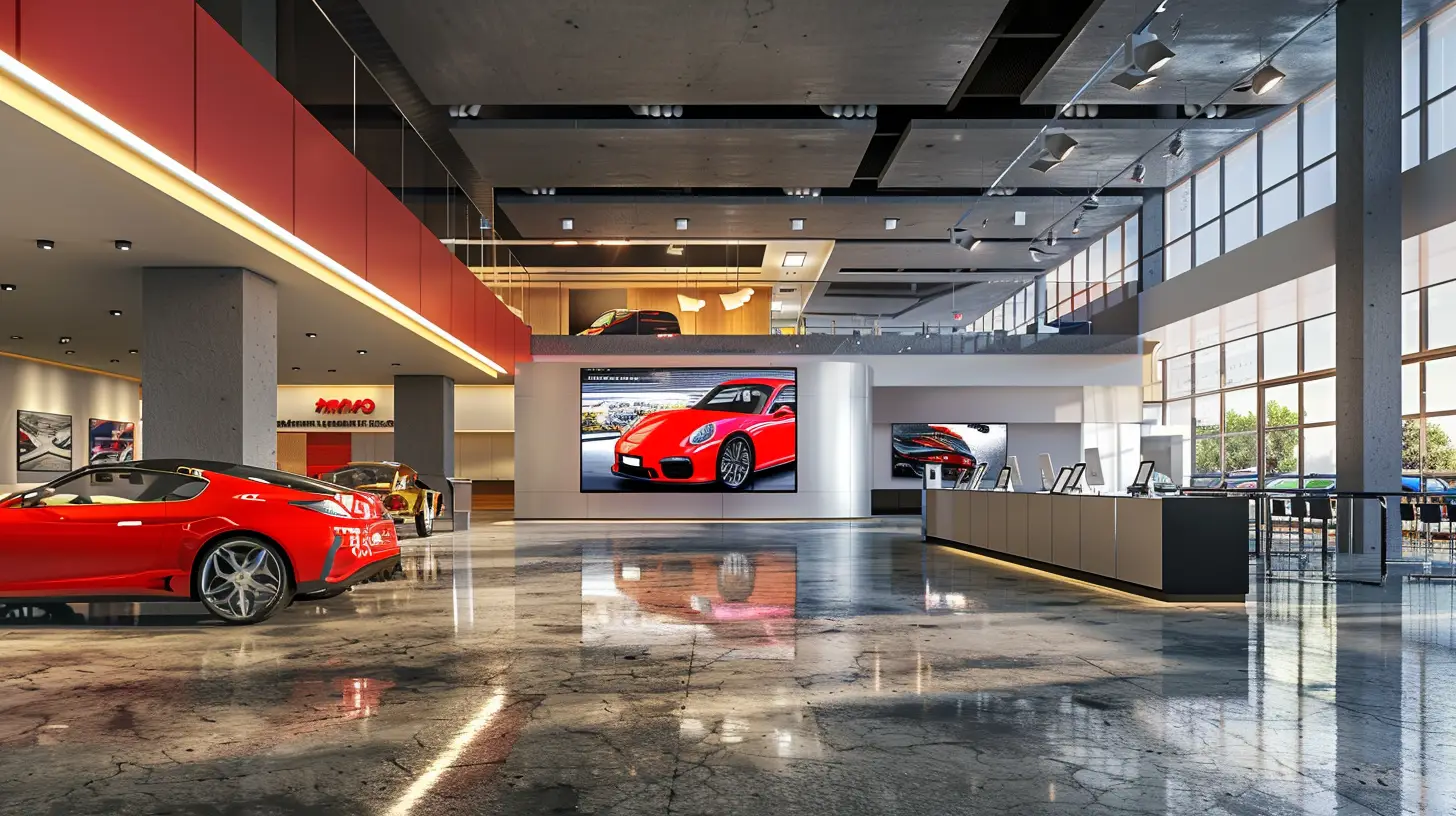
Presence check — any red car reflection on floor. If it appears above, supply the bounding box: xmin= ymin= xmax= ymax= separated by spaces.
xmin=0 ymin=459 xmax=399 ymax=624
xmin=613 ymin=378 xmax=796 ymax=490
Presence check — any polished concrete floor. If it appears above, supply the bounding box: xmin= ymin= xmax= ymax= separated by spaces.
xmin=3 ymin=517 xmax=1456 ymax=815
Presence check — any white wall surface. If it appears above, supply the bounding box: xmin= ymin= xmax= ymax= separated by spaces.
xmin=515 ymin=359 xmax=872 ymax=519
xmin=278 ymin=385 xmax=514 ymax=432
xmin=0 ymin=356 xmax=141 ymax=493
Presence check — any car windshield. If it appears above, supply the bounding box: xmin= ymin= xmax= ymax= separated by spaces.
xmin=317 ymin=465 xmax=397 ymax=489
xmin=693 ymin=384 xmax=774 ymax=414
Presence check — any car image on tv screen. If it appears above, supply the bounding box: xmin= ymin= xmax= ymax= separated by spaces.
xmin=890 ymin=423 xmax=1008 ymax=487
xmin=581 ymin=368 xmax=797 ymax=493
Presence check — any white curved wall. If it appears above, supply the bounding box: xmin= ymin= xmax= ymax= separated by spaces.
xmin=515 ymin=359 xmax=872 ymax=519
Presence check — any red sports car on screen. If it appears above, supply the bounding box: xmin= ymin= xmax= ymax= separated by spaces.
xmin=0 ymin=459 xmax=400 ymax=624
xmin=613 ymin=378 xmax=796 ymax=490
xmin=891 ymin=424 xmax=987 ymax=479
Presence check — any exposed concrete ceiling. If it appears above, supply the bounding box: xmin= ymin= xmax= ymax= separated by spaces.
xmin=0 ymin=93 xmax=504 ymax=385
xmin=355 ymin=0 xmax=1012 ymax=105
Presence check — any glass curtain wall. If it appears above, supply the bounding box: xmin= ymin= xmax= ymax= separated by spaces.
xmin=970 ymin=282 xmax=1038 ymax=334
xmin=1148 ymin=226 xmax=1456 ymax=488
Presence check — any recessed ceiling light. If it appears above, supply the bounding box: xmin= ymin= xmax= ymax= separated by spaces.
xmin=327 ymin=369 xmax=337 ymax=373
xmin=36 ymin=239 xmax=54 ymax=250
xmin=59 ymin=337 xmax=71 ymax=344
xmin=782 ymin=251 xmax=807 ymax=268
xmin=114 ymin=240 xmax=132 ymax=251
xmin=391 ymin=362 xmax=402 ymax=367
xmin=109 ymin=359 xmax=119 ymax=363
xmin=109 ymin=310 xmax=123 ymax=317
xmin=128 ymin=349 xmax=138 ymax=355
xmin=0 ymin=284 xmax=15 ymax=291
xmin=291 ymin=366 xmax=301 ymax=371
xmin=790 ymin=218 xmax=805 ymax=231
xmin=8 ymin=335 xmax=20 ymax=340
xmin=65 ymin=350 xmax=75 ymax=355
xmin=356 ymin=349 xmax=368 ymax=355
xmin=884 ymin=218 xmax=899 ymax=230
xmin=305 ymin=332 xmax=317 ymax=338
xmin=675 ymin=217 xmax=690 ymax=231
xmin=560 ymin=217 xmax=574 ymax=231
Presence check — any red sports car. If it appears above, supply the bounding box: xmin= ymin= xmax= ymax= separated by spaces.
xmin=613 ymin=378 xmax=795 ymax=489
xmin=0 ymin=459 xmax=400 ymax=624
xmin=891 ymin=423 xmax=984 ymax=478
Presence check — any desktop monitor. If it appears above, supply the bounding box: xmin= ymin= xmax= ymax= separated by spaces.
xmin=1083 ymin=448 xmax=1106 ymax=487
xmin=1038 ymin=454 xmax=1057 ymax=491
xmin=1008 ymin=455 xmax=1023 ymax=487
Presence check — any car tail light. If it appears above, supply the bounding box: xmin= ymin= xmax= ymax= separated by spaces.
xmin=291 ymin=499 xmax=351 ymax=518
xmin=384 ymin=494 xmax=406 ymax=511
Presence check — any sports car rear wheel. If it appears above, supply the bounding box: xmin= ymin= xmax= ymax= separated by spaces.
xmin=716 ymin=435 xmax=756 ymax=490
xmin=415 ymin=500 xmax=435 ymax=537
xmin=197 ymin=537 xmax=293 ymax=625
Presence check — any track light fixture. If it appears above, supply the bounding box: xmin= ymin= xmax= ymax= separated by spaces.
xmin=1071 ymin=216 xmax=1083 ymax=236
xmin=677 ymin=293 xmax=706 ymax=312
xmin=1247 ymin=63 xmax=1287 ymax=96
xmin=0 ymin=284 xmax=14 ymax=291
xmin=1166 ymin=133 xmax=1186 ymax=158
xmin=36 ymin=239 xmax=53 ymax=250
xmin=1029 ymin=129 xmax=1078 ymax=174
xmin=1082 ymin=195 xmax=1101 ymax=211
xmin=1111 ymin=31 xmax=1174 ymax=90
xmin=819 ymin=104 xmax=878 ymax=119
xmin=1046 ymin=231 xmax=1058 ymax=247
xmin=630 ymin=104 xmax=685 ymax=118
xmin=447 ymin=104 xmax=483 ymax=119
xmin=783 ymin=187 xmax=821 ymax=197
xmin=523 ymin=188 xmax=557 ymax=195
xmin=949 ymin=227 xmax=981 ymax=251
xmin=1131 ymin=162 xmax=1147 ymax=183
xmin=666 ymin=244 xmax=684 ymax=256
xmin=114 ymin=240 xmax=132 ymax=251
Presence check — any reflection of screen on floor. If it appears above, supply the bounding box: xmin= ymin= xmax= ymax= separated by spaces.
xmin=1050 ymin=467 xmax=1073 ymax=494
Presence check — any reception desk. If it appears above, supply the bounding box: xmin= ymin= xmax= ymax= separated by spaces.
xmin=923 ymin=490 xmax=1249 ymax=601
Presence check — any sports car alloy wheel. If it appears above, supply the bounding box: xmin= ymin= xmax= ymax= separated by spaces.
xmin=198 ymin=539 xmax=290 ymax=624
xmin=415 ymin=501 xmax=435 ymax=538
xmin=716 ymin=436 xmax=755 ymax=490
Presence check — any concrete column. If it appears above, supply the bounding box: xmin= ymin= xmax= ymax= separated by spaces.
xmin=1334 ymin=0 xmax=1402 ymax=564
xmin=394 ymin=375 xmax=456 ymax=515
xmin=1032 ymin=276 xmax=1048 ymax=331
xmin=1138 ymin=189 xmax=1165 ymax=291
xmin=142 ymin=268 xmax=277 ymax=466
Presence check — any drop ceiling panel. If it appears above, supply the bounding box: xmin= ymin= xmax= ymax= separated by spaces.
xmin=358 ymin=0 xmax=1011 ymax=105
xmin=1025 ymin=1 xmax=1444 ymax=107
xmin=453 ymin=120 xmax=875 ymax=188
xmin=882 ymin=119 xmax=1258 ymax=189
xmin=498 ymin=194 xmax=1140 ymax=240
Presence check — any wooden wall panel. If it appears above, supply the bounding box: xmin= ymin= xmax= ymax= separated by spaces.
xmin=276 ymin=432 xmax=307 ymax=474
xmin=195 ymin=8 xmax=294 ymax=230
xmin=19 ymin=0 xmax=196 ymax=167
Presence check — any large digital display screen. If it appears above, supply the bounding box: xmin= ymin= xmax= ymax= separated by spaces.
xmin=581 ymin=368 xmax=797 ymax=493
xmin=890 ymin=423 xmax=1008 ymax=487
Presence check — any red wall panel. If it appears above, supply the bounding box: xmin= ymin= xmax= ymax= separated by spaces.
xmin=364 ymin=178 xmax=421 ymax=313
xmin=195 ymin=9 xmax=293 ymax=231
xmin=305 ymin=432 xmax=352 ymax=478
xmin=293 ymin=102 xmax=366 ymax=277
xmin=474 ymin=282 xmax=496 ymax=365
xmin=19 ymin=0 xmax=196 ymax=167
xmin=450 ymin=262 xmax=477 ymax=350
xmin=519 ymin=321 xmax=533 ymax=365
xmin=0 ymin=0 xmax=16 ymax=55
xmin=419 ymin=225 xmax=452 ymax=334
xmin=493 ymin=296 xmax=514 ymax=374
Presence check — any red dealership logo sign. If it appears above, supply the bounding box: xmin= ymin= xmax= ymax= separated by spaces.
xmin=315 ymin=398 xmax=376 ymax=415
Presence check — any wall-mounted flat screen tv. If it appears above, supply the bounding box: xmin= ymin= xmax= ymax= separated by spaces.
xmin=890 ymin=423 xmax=1008 ymax=487
xmin=581 ymin=368 xmax=797 ymax=493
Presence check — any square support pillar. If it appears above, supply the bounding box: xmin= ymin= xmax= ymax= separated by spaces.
xmin=142 ymin=268 xmax=278 ymax=466
xmin=394 ymin=375 xmax=456 ymax=516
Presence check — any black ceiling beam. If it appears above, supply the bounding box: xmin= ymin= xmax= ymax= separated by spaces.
xmin=946 ymin=0 xmax=1100 ymax=107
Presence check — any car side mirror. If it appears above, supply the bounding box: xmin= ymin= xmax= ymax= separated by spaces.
xmin=19 ymin=487 xmax=55 ymax=509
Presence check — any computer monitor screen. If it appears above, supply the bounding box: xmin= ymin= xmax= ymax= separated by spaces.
xmin=1132 ymin=460 xmax=1155 ymax=489
xmin=1068 ymin=462 xmax=1087 ymax=491
xmin=994 ymin=466 xmax=1011 ymax=490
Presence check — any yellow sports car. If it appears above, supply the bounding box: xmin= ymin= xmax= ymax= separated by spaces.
xmin=317 ymin=461 xmax=443 ymax=537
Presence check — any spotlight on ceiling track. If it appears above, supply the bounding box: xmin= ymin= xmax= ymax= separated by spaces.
xmin=447 ymin=104 xmax=483 ymax=119
xmin=675 ymin=217 xmax=690 ymax=231
xmin=1246 ymin=63 xmax=1287 ymax=96
xmin=1043 ymin=129 xmax=1078 ymax=162
xmin=523 ymin=187 xmax=557 ymax=195
xmin=1131 ymin=162 xmax=1148 ymax=183
xmin=114 ymin=240 xmax=132 ymax=251
xmin=630 ymin=104 xmax=684 ymax=118
xmin=1082 ymin=195 xmax=1101 ymax=211
xmin=1128 ymin=32 xmax=1175 ymax=73
xmin=677 ymin=293 xmax=706 ymax=313
xmin=819 ymin=104 xmax=878 ymax=119
xmin=949 ymin=227 xmax=982 ymax=251
xmin=36 ymin=239 xmax=54 ymax=250
xmin=1071 ymin=216 xmax=1083 ymax=236
xmin=1029 ymin=247 xmax=1051 ymax=262
xmin=0 ymin=283 xmax=14 ymax=291
xmin=783 ymin=187 xmax=821 ymax=197
xmin=1166 ymin=133 xmax=1186 ymax=158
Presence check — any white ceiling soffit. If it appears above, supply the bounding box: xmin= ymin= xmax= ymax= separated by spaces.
xmin=357 ymin=0 xmax=1012 ymax=105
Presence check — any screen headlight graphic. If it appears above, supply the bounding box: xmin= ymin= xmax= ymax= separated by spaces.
xmin=688 ymin=422 xmax=716 ymax=445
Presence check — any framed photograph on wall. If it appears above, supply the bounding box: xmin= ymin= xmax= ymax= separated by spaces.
xmin=890 ymin=423 xmax=1008 ymax=487
xmin=18 ymin=410 xmax=73 ymax=473
xmin=88 ymin=419 xmax=136 ymax=464
xmin=580 ymin=367 xmax=798 ymax=493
